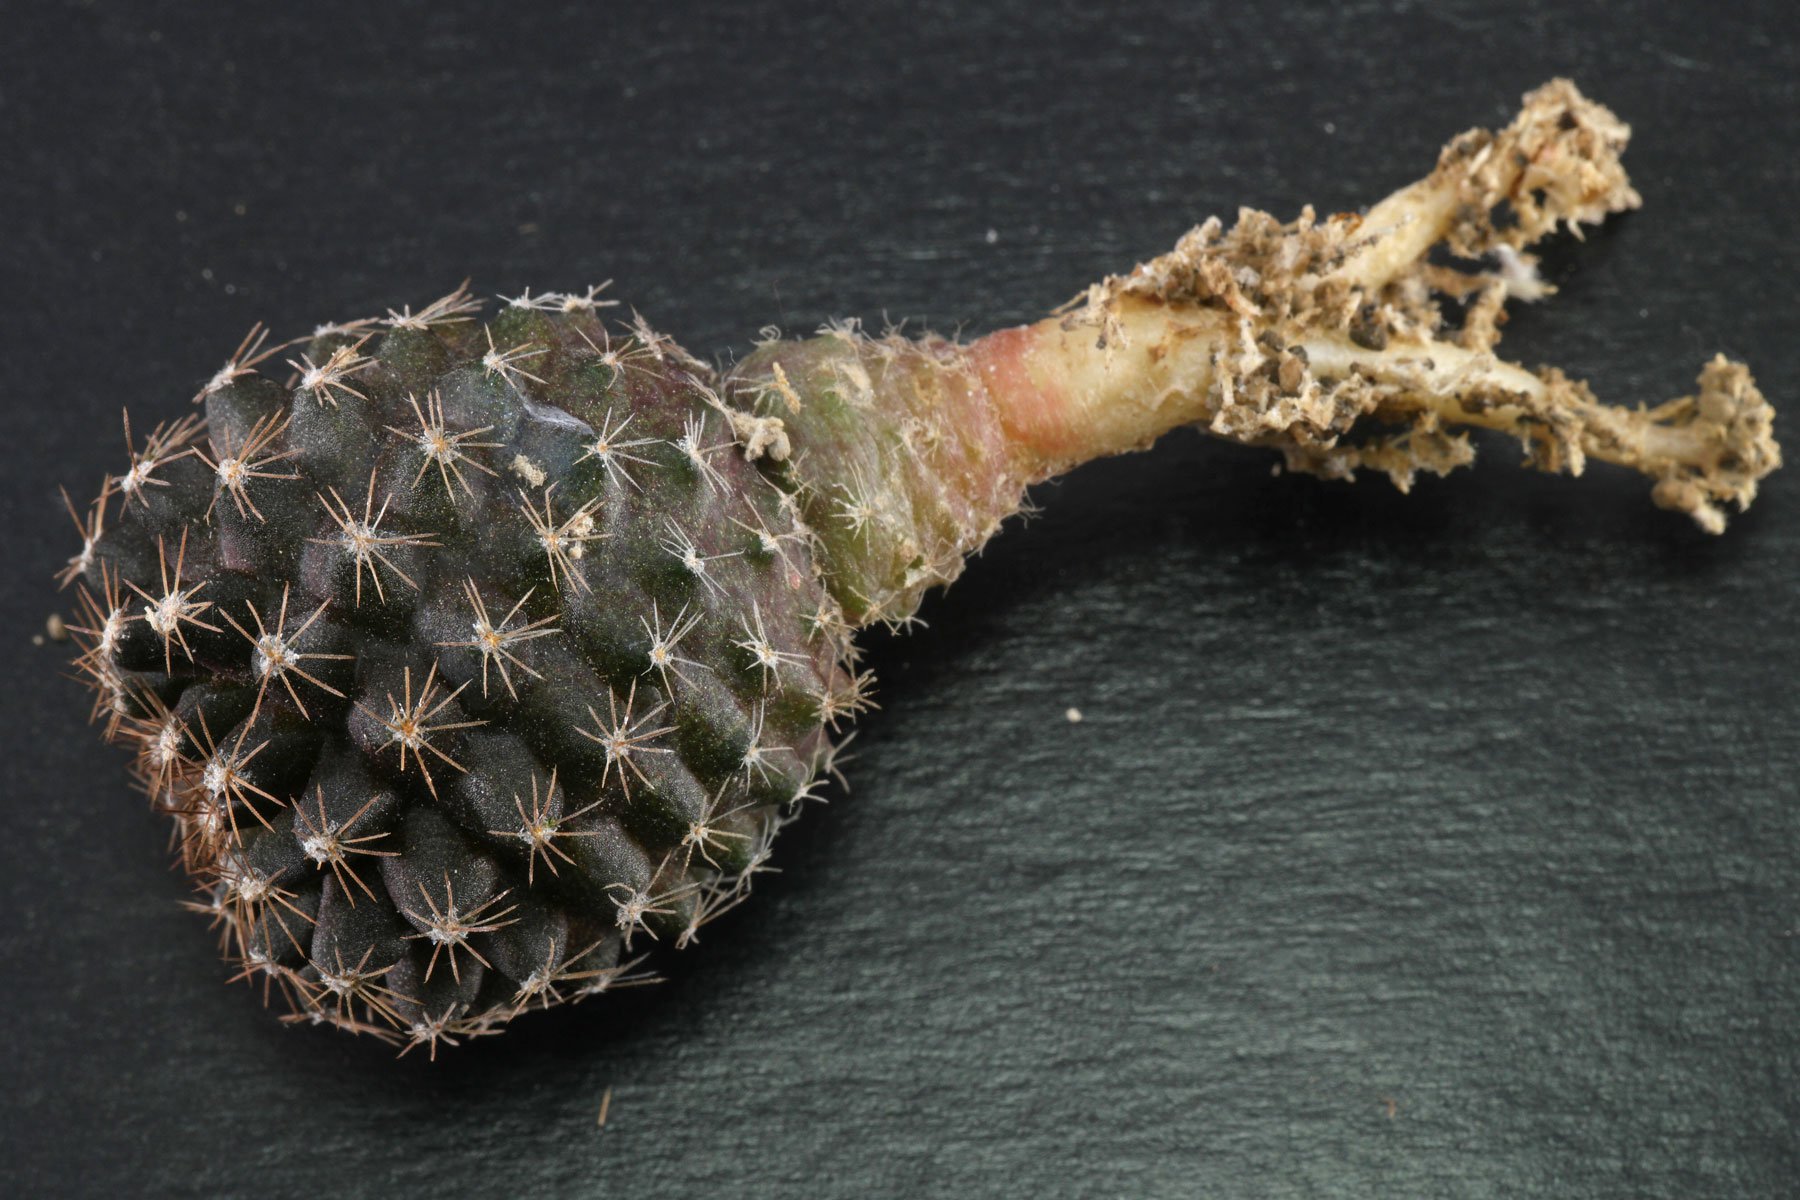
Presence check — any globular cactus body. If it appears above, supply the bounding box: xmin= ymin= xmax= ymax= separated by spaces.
xmin=71 ymin=293 xmax=864 ymax=1053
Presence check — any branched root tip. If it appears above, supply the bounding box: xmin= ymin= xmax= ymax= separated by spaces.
xmin=1030 ymin=79 xmax=1780 ymax=532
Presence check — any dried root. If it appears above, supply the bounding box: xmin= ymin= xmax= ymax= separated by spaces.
xmin=1046 ymin=79 xmax=1778 ymax=531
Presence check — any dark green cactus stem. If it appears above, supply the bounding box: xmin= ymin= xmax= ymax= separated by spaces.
xmin=68 ymin=292 xmax=866 ymax=1054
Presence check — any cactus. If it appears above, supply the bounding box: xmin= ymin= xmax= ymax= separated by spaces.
xmin=61 ymin=80 xmax=1777 ymax=1055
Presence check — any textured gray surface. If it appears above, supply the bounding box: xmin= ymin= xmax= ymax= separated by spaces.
xmin=3 ymin=1 xmax=1797 ymax=1196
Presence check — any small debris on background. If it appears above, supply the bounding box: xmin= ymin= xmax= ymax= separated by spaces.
xmin=1064 ymin=707 xmax=1083 ymax=723
xmin=596 ymin=1087 xmax=614 ymax=1130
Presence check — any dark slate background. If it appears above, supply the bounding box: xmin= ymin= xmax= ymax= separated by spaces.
xmin=3 ymin=2 xmax=1796 ymax=1196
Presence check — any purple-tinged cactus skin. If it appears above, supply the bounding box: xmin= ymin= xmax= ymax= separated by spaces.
xmin=68 ymin=292 xmax=867 ymax=1055
xmin=61 ymin=81 xmax=1776 ymax=1054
